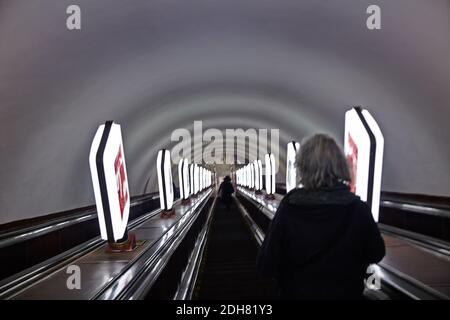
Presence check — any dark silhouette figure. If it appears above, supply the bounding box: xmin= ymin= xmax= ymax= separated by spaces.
xmin=218 ymin=176 xmax=234 ymax=210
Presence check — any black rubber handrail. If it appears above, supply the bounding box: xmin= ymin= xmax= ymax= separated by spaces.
xmin=0 ymin=193 xmax=159 ymax=249
xmin=94 ymin=190 xmax=213 ymax=300
xmin=0 ymin=196 xmax=165 ymax=299
xmin=380 ymin=200 xmax=450 ymax=219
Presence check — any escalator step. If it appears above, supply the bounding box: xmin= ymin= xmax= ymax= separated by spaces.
xmin=195 ymin=201 xmax=277 ymax=299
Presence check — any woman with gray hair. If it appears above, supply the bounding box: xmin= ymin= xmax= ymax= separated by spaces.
xmin=258 ymin=134 xmax=385 ymax=299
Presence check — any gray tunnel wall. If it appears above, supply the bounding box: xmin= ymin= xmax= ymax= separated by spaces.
xmin=1 ymin=0 xmax=449 ymax=225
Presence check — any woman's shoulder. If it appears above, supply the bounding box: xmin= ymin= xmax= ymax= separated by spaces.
xmin=348 ymin=199 xmax=378 ymax=227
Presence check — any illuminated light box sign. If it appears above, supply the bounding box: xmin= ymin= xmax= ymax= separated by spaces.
xmin=89 ymin=121 xmax=135 ymax=251
xmin=256 ymin=159 xmax=263 ymax=192
xmin=245 ymin=165 xmax=249 ymax=188
xmin=179 ymin=158 xmax=190 ymax=203
xmin=249 ymin=163 xmax=255 ymax=189
xmin=194 ymin=164 xmax=199 ymax=195
xmin=246 ymin=165 xmax=250 ymax=188
xmin=199 ymin=167 xmax=204 ymax=191
xmin=344 ymin=107 xmax=384 ymax=221
xmin=202 ymin=168 xmax=206 ymax=190
xmin=265 ymin=153 xmax=276 ymax=199
xmin=253 ymin=160 xmax=260 ymax=191
xmin=286 ymin=141 xmax=300 ymax=193
xmin=201 ymin=168 xmax=204 ymax=191
xmin=157 ymin=149 xmax=175 ymax=217
xmin=189 ymin=164 xmax=195 ymax=196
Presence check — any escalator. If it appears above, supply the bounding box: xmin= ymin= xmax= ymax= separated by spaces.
xmin=0 ymin=190 xmax=213 ymax=300
xmin=193 ymin=200 xmax=277 ymax=299
xmin=237 ymin=187 xmax=450 ymax=300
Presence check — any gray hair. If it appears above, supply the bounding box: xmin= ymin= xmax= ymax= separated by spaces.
xmin=296 ymin=134 xmax=351 ymax=190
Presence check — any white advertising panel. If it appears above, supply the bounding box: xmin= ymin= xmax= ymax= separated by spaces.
xmin=157 ymin=149 xmax=174 ymax=211
xmin=256 ymin=159 xmax=263 ymax=191
xmin=250 ymin=163 xmax=255 ymax=189
xmin=178 ymin=158 xmax=190 ymax=200
xmin=199 ymin=167 xmax=203 ymax=191
xmin=194 ymin=164 xmax=199 ymax=194
xmin=253 ymin=160 xmax=260 ymax=190
xmin=89 ymin=121 xmax=130 ymax=242
xmin=265 ymin=153 xmax=276 ymax=195
xmin=286 ymin=141 xmax=300 ymax=193
xmin=190 ymin=164 xmax=194 ymax=195
xmin=344 ymin=107 xmax=384 ymax=221
xmin=178 ymin=159 xmax=185 ymax=200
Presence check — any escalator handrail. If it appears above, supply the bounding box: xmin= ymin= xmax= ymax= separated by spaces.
xmin=380 ymin=200 xmax=450 ymax=219
xmin=236 ymin=187 xmax=450 ymax=300
xmin=267 ymin=183 xmax=450 ymax=219
xmin=377 ymin=262 xmax=449 ymax=300
xmin=0 ymin=193 xmax=159 ymax=249
xmin=0 ymin=199 xmax=167 ymax=300
xmin=93 ymin=190 xmax=213 ymax=300
xmin=378 ymin=223 xmax=450 ymax=257
xmin=173 ymin=195 xmax=218 ymax=300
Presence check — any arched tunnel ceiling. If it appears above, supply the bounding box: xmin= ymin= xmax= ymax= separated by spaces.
xmin=0 ymin=0 xmax=449 ymax=224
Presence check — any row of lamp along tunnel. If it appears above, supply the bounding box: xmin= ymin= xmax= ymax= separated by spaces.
xmin=88 ymin=106 xmax=384 ymax=253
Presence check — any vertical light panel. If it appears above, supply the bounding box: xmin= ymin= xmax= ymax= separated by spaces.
xmin=194 ymin=164 xmax=199 ymax=194
xmin=270 ymin=153 xmax=276 ymax=194
xmin=286 ymin=141 xmax=300 ymax=193
xmin=184 ymin=159 xmax=190 ymax=198
xmin=179 ymin=158 xmax=190 ymax=200
xmin=203 ymin=168 xmax=206 ymax=190
xmin=202 ymin=167 xmax=205 ymax=190
xmin=257 ymin=159 xmax=263 ymax=191
xmin=362 ymin=109 xmax=384 ymax=222
xmin=203 ymin=168 xmax=207 ymax=189
xmin=344 ymin=107 xmax=384 ymax=221
xmin=248 ymin=163 xmax=255 ymax=189
xmin=89 ymin=121 xmax=131 ymax=242
xmin=243 ymin=166 xmax=247 ymax=187
xmin=246 ymin=165 xmax=250 ymax=187
xmin=265 ymin=153 xmax=276 ymax=195
xmin=265 ymin=154 xmax=272 ymax=194
xmin=253 ymin=160 xmax=260 ymax=190
xmin=157 ymin=149 xmax=174 ymax=211
xmin=178 ymin=159 xmax=185 ymax=200
xmin=190 ymin=164 xmax=194 ymax=196
xmin=199 ymin=167 xmax=202 ymax=191
xmin=207 ymin=170 xmax=211 ymax=187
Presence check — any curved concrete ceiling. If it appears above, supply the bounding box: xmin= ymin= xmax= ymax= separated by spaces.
xmin=1 ymin=0 xmax=449 ymax=224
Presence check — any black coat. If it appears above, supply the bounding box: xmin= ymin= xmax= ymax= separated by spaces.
xmin=257 ymin=184 xmax=385 ymax=299
xmin=218 ymin=181 xmax=234 ymax=203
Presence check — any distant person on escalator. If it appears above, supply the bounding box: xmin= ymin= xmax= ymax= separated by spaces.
xmin=218 ymin=176 xmax=234 ymax=210
xmin=257 ymin=134 xmax=385 ymax=299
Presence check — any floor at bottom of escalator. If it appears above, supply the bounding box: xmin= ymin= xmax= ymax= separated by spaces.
xmin=194 ymin=200 xmax=278 ymax=300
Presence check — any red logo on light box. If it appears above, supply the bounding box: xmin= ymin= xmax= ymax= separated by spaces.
xmin=347 ymin=134 xmax=358 ymax=193
xmin=114 ymin=147 xmax=129 ymax=218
